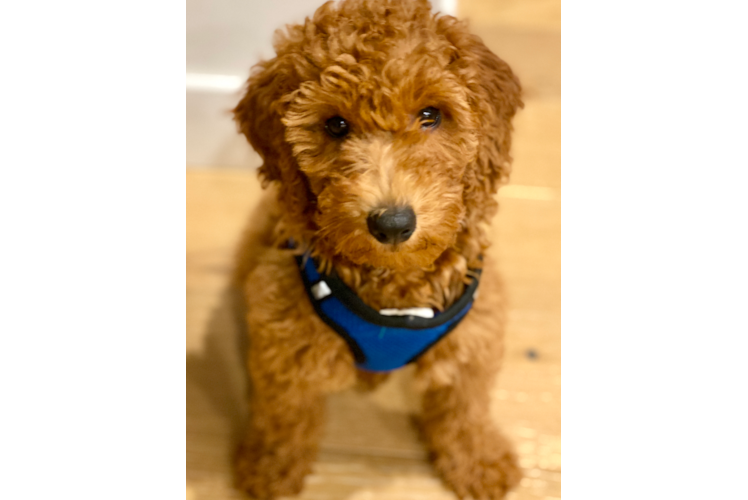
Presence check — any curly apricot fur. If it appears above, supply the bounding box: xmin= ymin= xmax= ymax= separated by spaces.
xmin=232 ymin=0 xmax=523 ymax=498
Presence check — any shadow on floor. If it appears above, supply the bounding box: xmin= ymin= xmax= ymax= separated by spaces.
xmin=187 ymin=287 xmax=249 ymax=451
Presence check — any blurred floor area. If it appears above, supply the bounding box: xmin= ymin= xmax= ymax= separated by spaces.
xmin=187 ymin=0 xmax=560 ymax=498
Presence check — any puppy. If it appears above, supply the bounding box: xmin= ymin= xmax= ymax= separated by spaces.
xmin=232 ymin=0 xmax=523 ymax=498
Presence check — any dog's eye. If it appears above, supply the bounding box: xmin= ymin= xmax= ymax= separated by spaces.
xmin=324 ymin=116 xmax=350 ymax=138
xmin=417 ymin=107 xmax=441 ymax=129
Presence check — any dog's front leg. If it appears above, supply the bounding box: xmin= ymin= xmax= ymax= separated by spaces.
xmin=235 ymin=325 xmax=356 ymax=499
xmin=234 ymin=254 xmax=358 ymax=499
xmin=413 ymin=273 xmax=522 ymax=500
xmin=415 ymin=351 xmax=522 ymax=500
xmin=235 ymin=364 xmax=324 ymax=500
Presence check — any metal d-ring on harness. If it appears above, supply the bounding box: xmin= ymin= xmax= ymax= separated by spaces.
xmin=295 ymin=252 xmax=481 ymax=372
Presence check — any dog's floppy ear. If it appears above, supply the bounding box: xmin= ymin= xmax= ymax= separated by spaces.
xmin=469 ymin=41 xmax=523 ymax=190
xmin=439 ymin=17 xmax=523 ymax=192
xmin=234 ymin=56 xmax=314 ymax=219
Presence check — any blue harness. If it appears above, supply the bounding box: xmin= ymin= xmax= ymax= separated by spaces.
xmin=296 ymin=254 xmax=481 ymax=372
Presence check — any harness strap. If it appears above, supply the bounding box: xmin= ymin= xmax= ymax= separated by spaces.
xmin=296 ymin=254 xmax=481 ymax=372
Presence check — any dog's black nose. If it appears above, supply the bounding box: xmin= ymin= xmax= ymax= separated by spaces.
xmin=367 ymin=206 xmax=416 ymax=244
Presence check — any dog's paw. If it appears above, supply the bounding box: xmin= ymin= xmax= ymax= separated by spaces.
xmin=234 ymin=442 xmax=312 ymax=499
xmin=431 ymin=440 xmax=522 ymax=500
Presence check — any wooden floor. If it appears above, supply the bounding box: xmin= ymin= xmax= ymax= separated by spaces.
xmin=186 ymin=1 xmax=560 ymax=498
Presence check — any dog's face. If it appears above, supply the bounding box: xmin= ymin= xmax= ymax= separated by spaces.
xmin=282 ymin=50 xmax=481 ymax=270
xmin=235 ymin=0 xmax=521 ymax=271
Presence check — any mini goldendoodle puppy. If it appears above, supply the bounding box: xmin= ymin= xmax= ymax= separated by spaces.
xmin=231 ymin=0 xmax=523 ymax=498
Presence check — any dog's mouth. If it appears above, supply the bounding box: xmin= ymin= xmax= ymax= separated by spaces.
xmin=378 ymin=239 xmax=413 ymax=252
